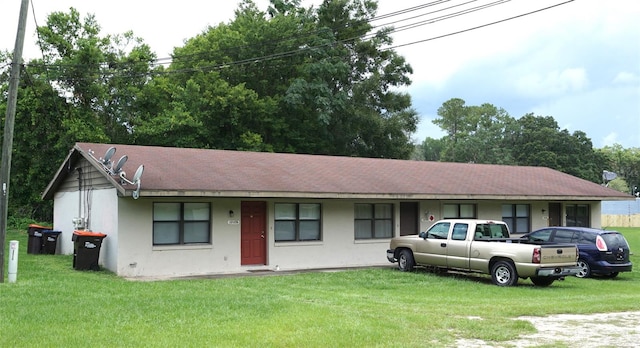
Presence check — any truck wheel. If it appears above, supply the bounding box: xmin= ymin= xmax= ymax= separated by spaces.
xmin=530 ymin=277 xmax=554 ymax=287
xmin=491 ymin=260 xmax=518 ymax=286
xmin=398 ymin=249 xmax=415 ymax=272
xmin=576 ymin=259 xmax=591 ymax=278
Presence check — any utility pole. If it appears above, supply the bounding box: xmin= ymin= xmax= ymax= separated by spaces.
xmin=1 ymin=0 xmax=29 ymax=283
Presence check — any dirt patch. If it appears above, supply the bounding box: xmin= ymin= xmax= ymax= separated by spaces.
xmin=457 ymin=311 xmax=640 ymax=347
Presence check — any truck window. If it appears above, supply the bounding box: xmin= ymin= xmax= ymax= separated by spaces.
xmin=452 ymin=223 xmax=469 ymax=240
xmin=476 ymin=224 xmax=508 ymax=238
xmin=427 ymin=222 xmax=450 ymax=239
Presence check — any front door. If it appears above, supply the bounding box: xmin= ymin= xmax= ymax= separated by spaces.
xmin=241 ymin=201 xmax=267 ymax=265
xmin=548 ymin=203 xmax=562 ymax=226
xmin=400 ymin=202 xmax=419 ymax=236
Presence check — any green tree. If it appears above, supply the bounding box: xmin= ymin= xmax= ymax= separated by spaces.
xmin=432 ymin=99 xmax=514 ymax=164
xmin=138 ymin=0 xmax=417 ymax=158
xmin=36 ymin=8 xmax=156 ymax=144
xmin=433 ymin=98 xmax=467 ymax=161
xmin=510 ymin=114 xmax=602 ymax=182
xmin=418 ymin=137 xmax=444 ymax=161
xmin=1 ymin=8 xmax=156 ymax=220
xmin=598 ymin=144 xmax=640 ymax=193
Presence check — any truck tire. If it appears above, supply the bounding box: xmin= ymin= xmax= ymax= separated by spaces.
xmin=530 ymin=277 xmax=555 ymax=287
xmin=398 ymin=249 xmax=415 ymax=272
xmin=491 ymin=260 xmax=518 ymax=286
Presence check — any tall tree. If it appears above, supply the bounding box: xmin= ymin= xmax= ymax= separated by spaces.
xmin=598 ymin=144 xmax=640 ymax=193
xmin=510 ymin=114 xmax=603 ymax=182
xmin=35 ymin=8 xmax=156 ymax=144
xmin=136 ymin=0 xmax=417 ymax=158
xmin=1 ymin=8 xmax=156 ymax=221
xmin=432 ymin=99 xmax=514 ymax=164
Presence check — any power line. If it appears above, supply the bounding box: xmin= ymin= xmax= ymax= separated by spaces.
xmin=21 ymin=0 xmax=573 ymax=83
xmin=389 ymin=0 xmax=574 ymax=49
xmin=26 ymin=0 xmax=506 ymax=70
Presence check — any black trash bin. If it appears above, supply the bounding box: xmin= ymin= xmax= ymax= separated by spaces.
xmin=72 ymin=231 xmax=107 ymax=271
xmin=27 ymin=224 xmax=52 ymax=254
xmin=42 ymin=230 xmax=62 ymax=254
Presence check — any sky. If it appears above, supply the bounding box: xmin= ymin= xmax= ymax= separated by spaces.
xmin=2 ymin=0 xmax=639 ymax=149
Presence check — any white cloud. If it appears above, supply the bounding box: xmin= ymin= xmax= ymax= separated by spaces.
xmin=602 ymin=132 xmax=620 ymax=147
xmin=612 ymin=72 xmax=640 ymax=85
xmin=515 ymin=68 xmax=589 ymax=98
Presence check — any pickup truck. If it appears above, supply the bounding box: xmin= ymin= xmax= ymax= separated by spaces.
xmin=386 ymin=219 xmax=581 ymax=286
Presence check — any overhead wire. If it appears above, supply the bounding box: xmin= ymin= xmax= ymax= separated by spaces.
xmin=25 ymin=0 xmax=508 ymax=72
xmin=389 ymin=0 xmax=574 ymax=49
xmin=22 ymin=0 xmax=573 ymax=83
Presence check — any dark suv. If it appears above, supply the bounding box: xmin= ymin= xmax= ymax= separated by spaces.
xmin=521 ymin=227 xmax=633 ymax=278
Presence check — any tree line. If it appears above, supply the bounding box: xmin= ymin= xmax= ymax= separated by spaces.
xmin=414 ymin=98 xmax=640 ymax=194
xmin=0 ymin=0 xmax=637 ymax=222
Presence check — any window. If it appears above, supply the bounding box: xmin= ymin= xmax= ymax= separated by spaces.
xmin=426 ymin=222 xmax=450 ymax=239
xmin=354 ymin=203 xmax=393 ymax=239
xmin=566 ymin=204 xmax=590 ymax=227
xmin=443 ymin=204 xmax=476 ymax=219
xmin=451 ymin=223 xmax=469 ymax=241
xmin=502 ymin=204 xmax=530 ymax=234
xmin=153 ymin=202 xmax=211 ymax=245
xmin=526 ymin=229 xmax=552 ymax=243
xmin=275 ymin=203 xmax=321 ymax=242
xmin=553 ymin=229 xmax=575 ymax=243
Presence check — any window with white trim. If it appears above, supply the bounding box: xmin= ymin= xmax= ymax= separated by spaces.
xmin=354 ymin=203 xmax=393 ymax=239
xmin=443 ymin=203 xmax=476 ymax=219
xmin=274 ymin=203 xmax=321 ymax=242
xmin=502 ymin=204 xmax=530 ymax=234
xmin=153 ymin=202 xmax=211 ymax=245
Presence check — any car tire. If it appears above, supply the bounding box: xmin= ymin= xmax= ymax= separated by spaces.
xmin=576 ymin=259 xmax=591 ymax=278
xmin=530 ymin=277 xmax=555 ymax=287
xmin=491 ymin=260 xmax=518 ymax=286
xmin=397 ymin=249 xmax=415 ymax=272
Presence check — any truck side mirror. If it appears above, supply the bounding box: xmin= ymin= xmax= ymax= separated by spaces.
xmin=419 ymin=231 xmax=427 ymax=239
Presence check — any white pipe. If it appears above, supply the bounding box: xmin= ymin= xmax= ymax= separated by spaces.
xmin=8 ymin=240 xmax=18 ymax=283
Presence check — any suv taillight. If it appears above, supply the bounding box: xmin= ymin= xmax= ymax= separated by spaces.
xmin=596 ymin=235 xmax=608 ymax=251
xmin=532 ymin=247 xmax=541 ymax=263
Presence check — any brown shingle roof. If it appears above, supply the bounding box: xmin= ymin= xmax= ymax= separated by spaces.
xmin=42 ymin=142 xmax=632 ymax=201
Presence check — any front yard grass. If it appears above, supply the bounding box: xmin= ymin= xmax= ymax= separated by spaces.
xmin=2 ymin=227 xmax=639 ymax=347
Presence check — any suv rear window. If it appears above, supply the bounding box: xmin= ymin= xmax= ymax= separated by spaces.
xmin=601 ymin=232 xmax=630 ymax=249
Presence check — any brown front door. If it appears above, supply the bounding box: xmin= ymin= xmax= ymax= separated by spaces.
xmin=548 ymin=203 xmax=561 ymax=226
xmin=400 ymin=202 xmax=419 ymax=236
xmin=241 ymin=201 xmax=267 ymax=265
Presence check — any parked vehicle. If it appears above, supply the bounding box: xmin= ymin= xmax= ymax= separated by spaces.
xmin=520 ymin=227 xmax=633 ymax=278
xmin=386 ymin=219 xmax=580 ymax=287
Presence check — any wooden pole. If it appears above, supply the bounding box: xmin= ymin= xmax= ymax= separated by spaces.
xmin=0 ymin=0 xmax=30 ymax=283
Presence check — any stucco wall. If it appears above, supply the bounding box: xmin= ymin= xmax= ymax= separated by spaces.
xmin=115 ymin=198 xmax=393 ymax=278
xmin=52 ymin=187 xmax=119 ymax=271
xmin=53 ymin=191 xmax=606 ymax=278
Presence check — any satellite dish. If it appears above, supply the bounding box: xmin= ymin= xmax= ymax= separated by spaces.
xmin=113 ymin=155 xmax=128 ymax=174
xmin=102 ymin=147 xmax=116 ymax=165
xmin=602 ymin=170 xmax=617 ymax=182
xmin=132 ymin=165 xmax=144 ymax=183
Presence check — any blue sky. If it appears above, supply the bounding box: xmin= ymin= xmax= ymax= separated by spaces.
xmin=3 ymin=0 xmax=639 ymax=149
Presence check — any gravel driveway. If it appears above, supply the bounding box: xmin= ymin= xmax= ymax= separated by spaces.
xmin=457 ymin=311 xmax=640 ymax=347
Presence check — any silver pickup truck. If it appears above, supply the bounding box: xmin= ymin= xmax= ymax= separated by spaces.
xmin=387 ymin=219 xmax=581 ymax=286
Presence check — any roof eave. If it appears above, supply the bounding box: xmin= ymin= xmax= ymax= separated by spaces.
xmin=130 ymin=190 xmax=633 ymax=201
xmin=42 ymin=144 xmax=126 ymax=200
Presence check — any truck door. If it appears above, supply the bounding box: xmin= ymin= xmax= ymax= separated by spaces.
xmin=446 ymin=223 xmax=471 ymax=270
xmin=414 ymin=221 xmax=449 ymax=267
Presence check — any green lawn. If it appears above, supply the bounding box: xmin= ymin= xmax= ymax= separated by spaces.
xmin=2 ymin=227 xmax=639 ymax=347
